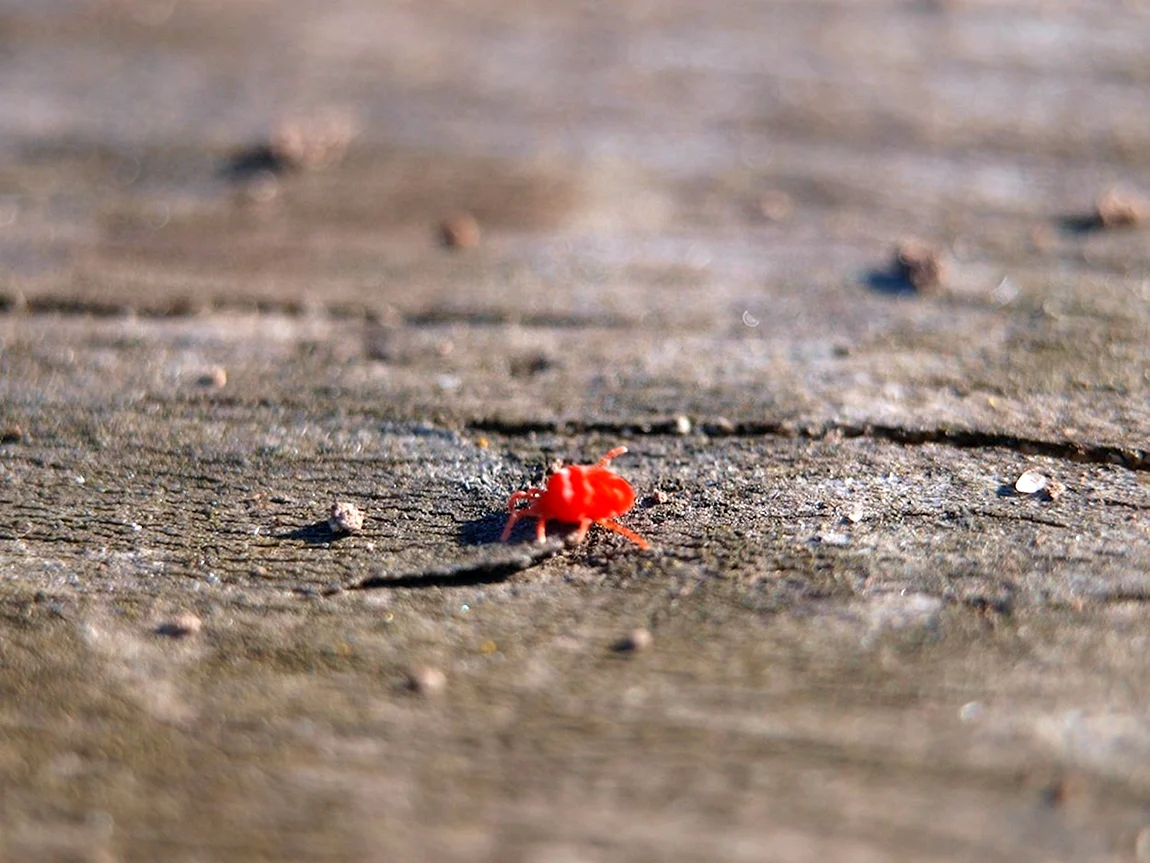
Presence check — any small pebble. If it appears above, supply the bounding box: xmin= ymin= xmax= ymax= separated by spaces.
xmin=710 ymin=417 xmax=736 ymax=435
xmin=958 ymin=701 xmax=984 ymax=722
xmin=895 ymin=239 xmax=946 ymax=292
xmin=844 ymin=502 xmax=866 ymax=524
xmin=1014 ymin=469 xmax=1049 ymax=496
xmin=1 ymin=424 xmax=24 ymax=444
xmin=508 ymin=352 xmax=552 ymax=378
xmin=197 ymin=366 xmax=227 ymax=388
xmin=1094 ymin=188 xmax=1144 ymax=229
xmin=758 ymin=189 xmax=794 ymax=223
xmin=328 ymin=500 xmax=365 ymax=534
xmin=646 ymin=489 xmax=671 ymax=506
xmin=404 ymin=665 xmax=447 ymax=696
xmin=672 ymin=415 xmax=692 ymax=435
xmin=154 ymin=612 xmax=202 ymax=638
xmin=613 ymin=627 xmax=653 ymax=653
xmin=1028 ymin=224 xmax=1057 ymax=252
xmin=270 ymin=110 xmax=358 ymax=171
xmin=1135 ymin=825 xmax=1150 ymax=862
xmin=439 ymin=212 xmax=481 ymax=249
xmin=815 ymin=531 xmax=851 ymax=547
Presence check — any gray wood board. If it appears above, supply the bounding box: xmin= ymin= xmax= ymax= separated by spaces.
xmin=1 ymin=1 xmax=1148 ymax=861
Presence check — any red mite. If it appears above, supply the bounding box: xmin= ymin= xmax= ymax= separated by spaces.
xmin=501 ymin=446 xmax=649 ymax=549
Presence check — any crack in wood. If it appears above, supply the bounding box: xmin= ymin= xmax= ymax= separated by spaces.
xmin=0 ymin=297 xmax=636 ymax=329
xmin=468 ymin=418 xmax=1149 ymax=471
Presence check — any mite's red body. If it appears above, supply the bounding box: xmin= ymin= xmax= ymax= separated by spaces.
xmin=501 ymin=446 xmax=649 ymax=549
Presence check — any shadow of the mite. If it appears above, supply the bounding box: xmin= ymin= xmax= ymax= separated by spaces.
xmin=458 ymin=513 xmax=578 ymax=547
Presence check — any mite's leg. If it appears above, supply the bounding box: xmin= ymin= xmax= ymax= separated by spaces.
xmin=597 ymin=518 xmax=650 ymax=550
xmin=501 ymin=509 xmax=527 ymax=542
xmin=502 ymin=489 xmax=543 ymax=541
xmin=573 ymin=518 xmax=593 ymax=543
xmin=535 ymin=518 xmax=550 ymax=544
xmin=596 ymin=446 xmax=629 ymax=468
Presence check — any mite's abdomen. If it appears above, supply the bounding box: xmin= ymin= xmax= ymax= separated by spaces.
xmin=543 ymin=466 xmax=634 ymax=522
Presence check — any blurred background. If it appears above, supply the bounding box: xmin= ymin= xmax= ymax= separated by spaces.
xmin=4 ymin=0 xmax=1147 ymax=325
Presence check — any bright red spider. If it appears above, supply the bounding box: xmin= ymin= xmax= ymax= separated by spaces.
xmin=500 ymin=446 xmax=649 ymax=549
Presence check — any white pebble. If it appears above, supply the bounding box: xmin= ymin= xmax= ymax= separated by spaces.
xmin=1015 ymin=469 xmax=1048 ymax=495
xmin=328 ymin=501 xmax=365 ymax=534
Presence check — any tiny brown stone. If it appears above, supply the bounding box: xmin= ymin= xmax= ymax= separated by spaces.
xmin=269 ymin=110 xmax=358 ymax=171
xmin=197 ymin=366 xmax=227 ymax=388
xmin=404 ymin=665 xmax=447 ymax=696
xmin=155 ymin=612 xmax=202 ymax=638
xmin=758 ymin=189 xmax=794 ymax=223
xmin=328 ymin=501 xmax=365 ymax=534
xmin=613 ymin=627 xmax=653 ymax=653
xmin=895 ymin=240 xmax=946 ymax=292
xmin=1043 ymin=478 xmax=1065 ymax=502
xmin=1094 ymin=188 xmax=1144 ymax=229
xmin=439 ymin=212 xmax=481 ymax=249
xmin=509 ymin=352 xmax=553 ymax=378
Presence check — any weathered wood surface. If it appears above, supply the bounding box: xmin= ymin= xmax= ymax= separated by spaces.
xmin=2 ymin=1 xmax=1149 ymax=860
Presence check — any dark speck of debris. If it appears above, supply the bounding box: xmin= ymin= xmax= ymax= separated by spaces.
xmin=328 ymin=501 xmax=365 ymax=534
xmin=439 ymin=212 xmax=481 ymax=249
xmin=1 ymin=424 xmax=24 ymax=444
xmin=643 ymin=489 xmax=671 ymax=507
xmin=222 ymin=111 xmax=356 ymax=179
xmin=863 ymin=240 xmax=946 ymax=294
xmin=509 ymin=352 xmax=554 ymax=378
xmin=404 ymin=665 xmax=447 ymax=696
xmin=196 ymin=367 xmax=227 ymax=388
xmin=895 ymin=240 xmax=946 ymax=292
xmin=612 ymin=627 xmax=653 ymax=653
xmin=154 ymin=612 xmax=202 ymax=638
xmin=222 ymin=144 xmax=290 ymax=179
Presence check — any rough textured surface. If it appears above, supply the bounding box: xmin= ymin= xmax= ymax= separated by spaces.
xmin=1 ymin=1 xmax=1149 ymax=861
